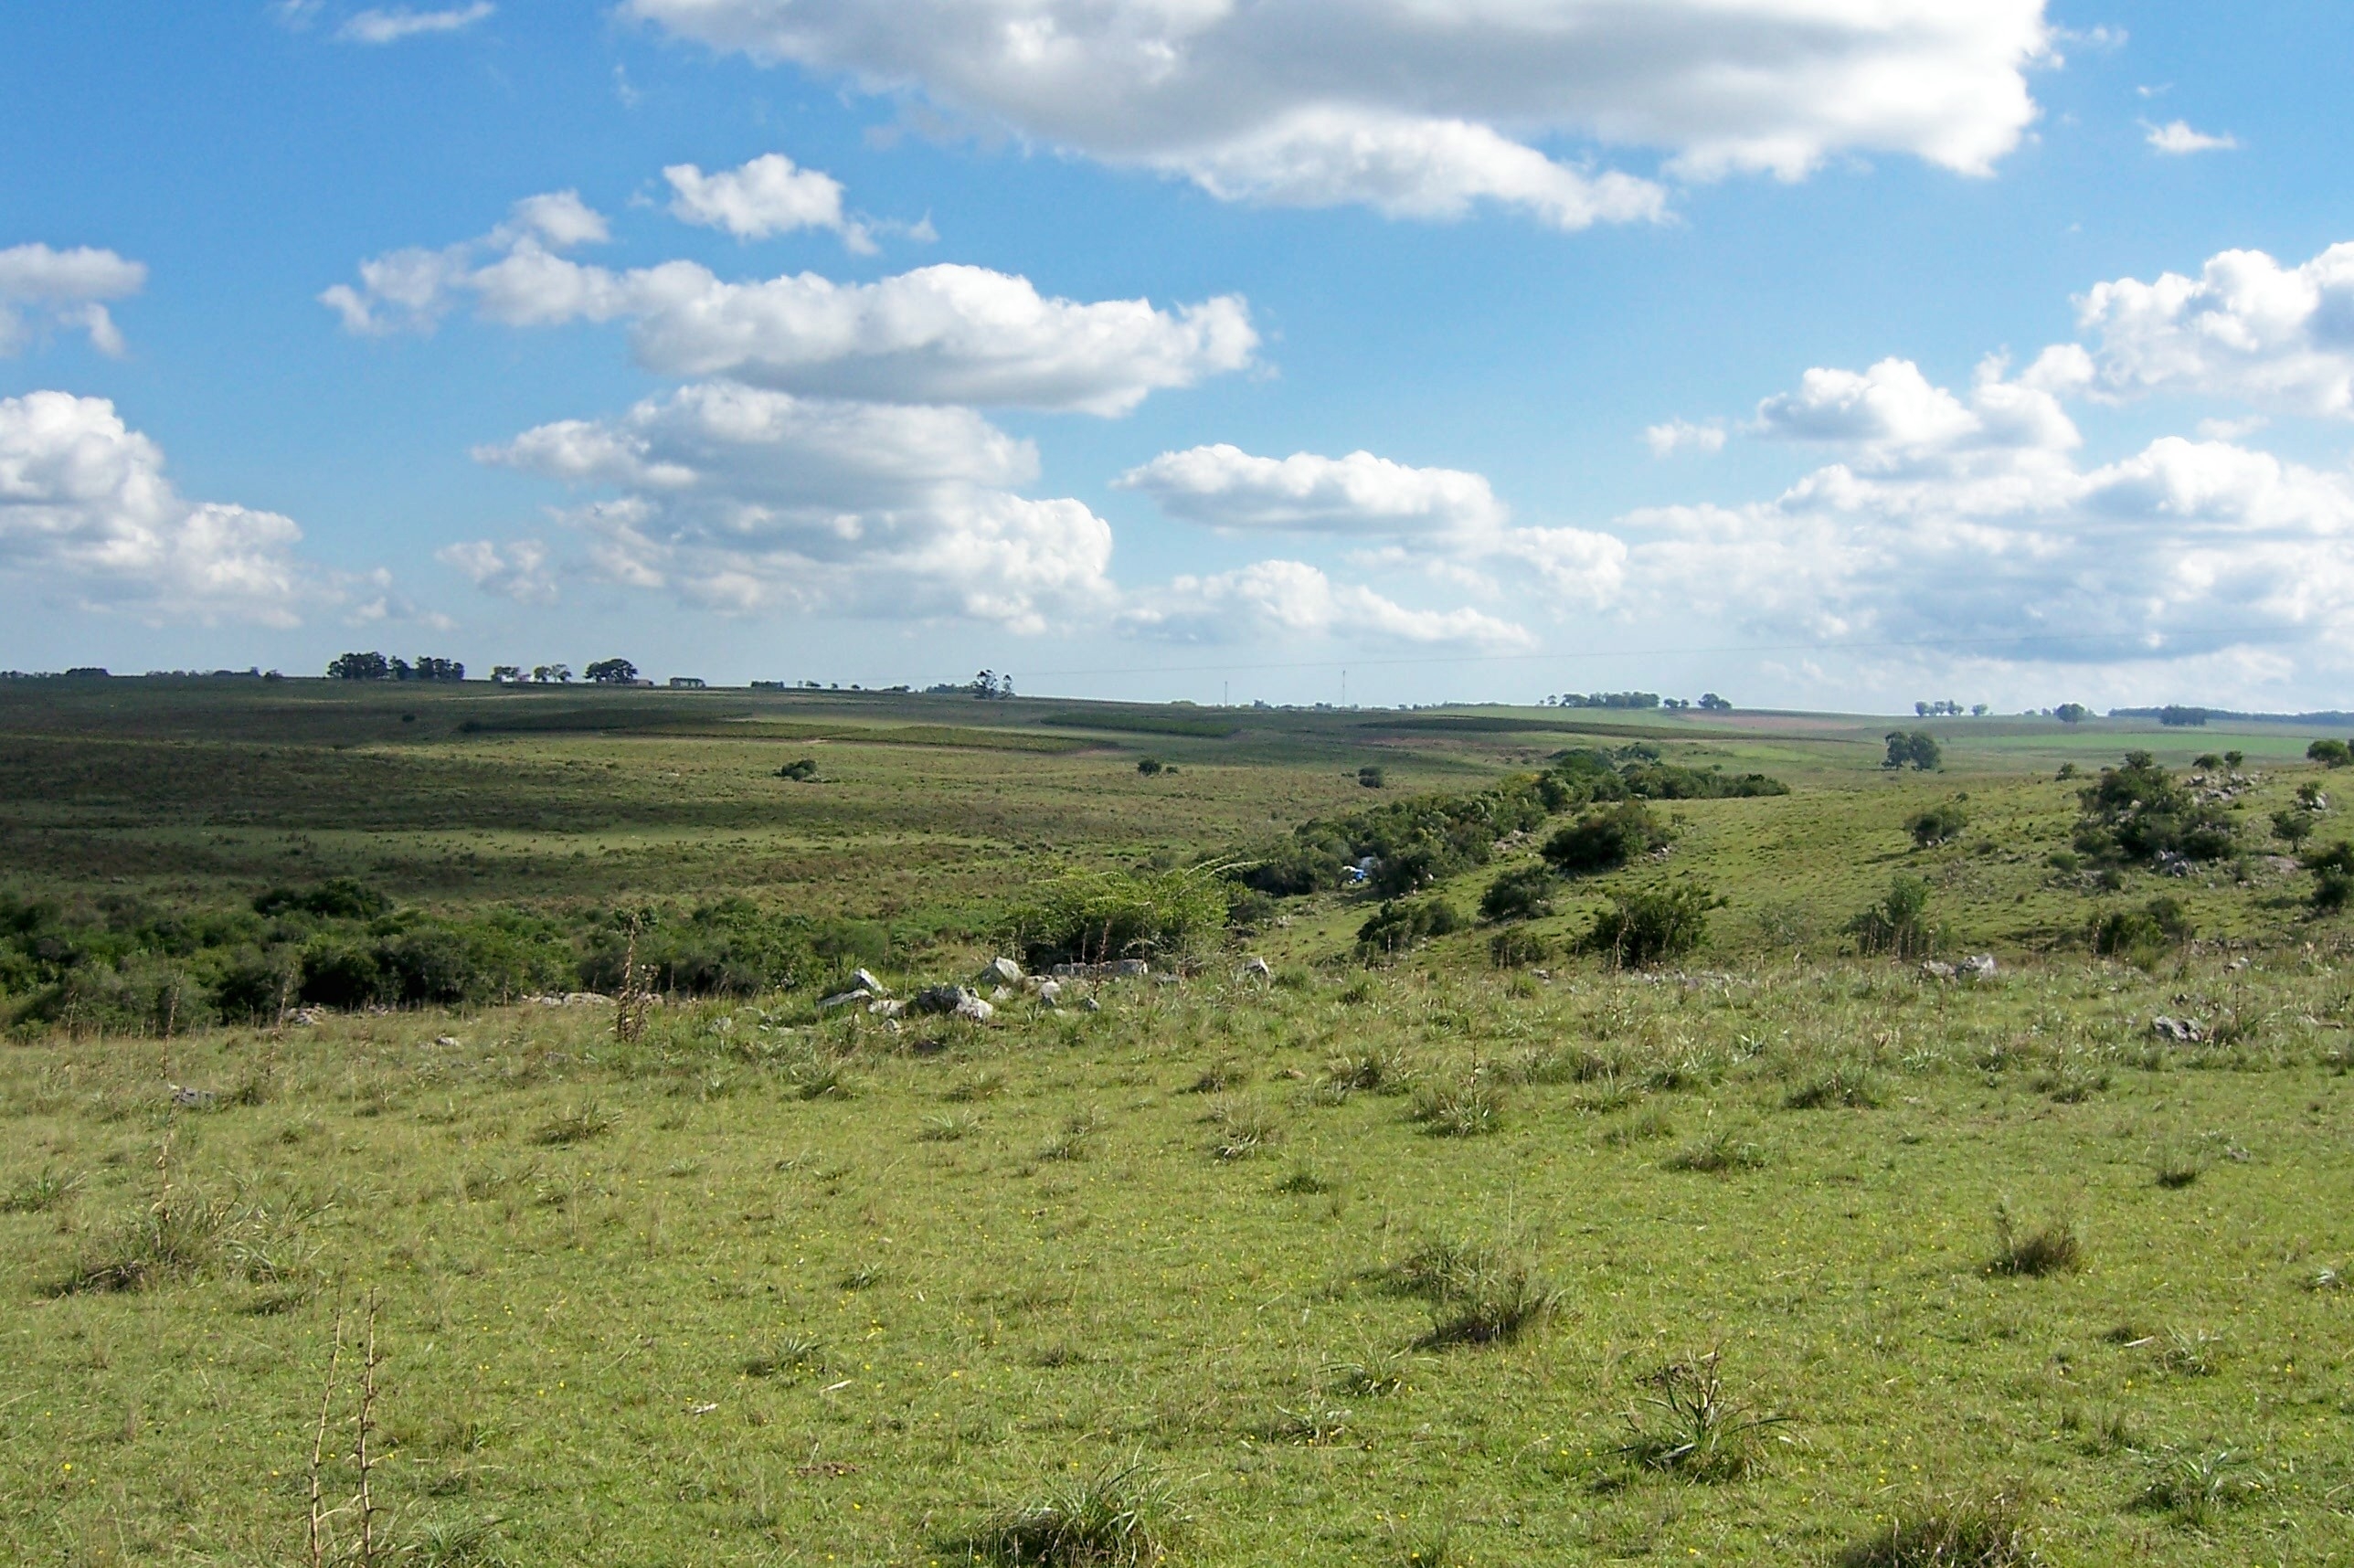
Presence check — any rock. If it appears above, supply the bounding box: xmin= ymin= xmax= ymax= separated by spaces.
xmin=978 ymin=956 xmax=1023 ymax=986
xmin=852 ymin=969 xmax=888 ymax=996
xmin=867 ymin=999 xmax=905 ymax=1020
xmin=2151 ymin=1014 xmax=2207 ymax=1044
xmin=1037 ymin=980 xmax=1064 ymax=1006
xmin=1112 ymin=958 xmax=1149 ymax=979
xmin=1921 ymin=960 xmax=1957 ymax=980
xmin=1240 ymin=956 xmax=1271 ymax=980
xmin=989 ymin=987 xmax=1011 ymax=1001
xmin=1049 ymin=959 xmax=1150 ymax=981
xmin=912 ymin=985 xmax=994 ymax=1022
xmin=289 ymin=1007 xmax=324 ymax=1026
xmin=1958 ymin=955 xmax=1998 ymax=980
xmin=819 ymin=988 xmax=872 ymax=1012
xmin=1080 ymin=996 xmax=1102 ymax=1013
xmin=434 ymin=1034 xmax=461 ymax=1047
xmin=956 ymin=993 xmax=995 ymax=1023
xmin=169 ymin=1084 xmax=216 ymax=1108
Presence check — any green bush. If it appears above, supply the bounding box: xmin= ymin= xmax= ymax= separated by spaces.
xmin=1579 ymin=885 xmax=1723 ymax=968
xmin=2092 ymin=896 xmax=2193 ymax=960
xmin=2074 ymin=751 xmax=2234 ymax=864
xmin=1542 ymin=802 xmax=1669 ymax=875
xmin=1006 ymin=869 xmax=1229 ymax=967
xmin=1357 ymin=897 xmax=1466 ymax=956
xmin=2309 ymin=739 xmax=2351 ymax=768
xmin=1478 ymin=864 xmax=1556 ymax=923
xmin=1906 ymin=802 xmax=1967 ymax=847
xmin=2274 ymin=809 xmax=2317 ymax=848
xmin=775 ymin=758 xmax=819 ymax=781
xmin=1847 ymin=876 xmax=1936 ymax=959
xmin=1882 ymin=730 xmax=1942 ymax=771
xmin=1488 ymin=927 xmax=1551 ymax=968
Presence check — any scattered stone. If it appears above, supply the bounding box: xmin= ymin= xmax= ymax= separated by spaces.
xmin=867 ymin=999 xmax=905 ymax=1020
xmin=1958 ymin=955 xmax=1999 ymax=980
xmin=1921 ymin=960 xmax=1958 ymax=980
xmin=912 ymin=985 xmax=994 ymax=1022
xmin=2151 ymin=1014 xmax=2208 ymax=1044
xmin=852 ymin=969 xmax=888 ymax=996
xmin=977 ymin=956 xmax=1023 ymax=987
xmin=434 ymin=1034 xmax=461 ymax=1047
xmin=1036 ymin=980 xmax=1064 ymax=1006
xmin=819 ymin=988 xmax=872 ymax=1012
xmin=288 ymin=1007 xmax=325 ymax=1026
xmin=1240 ymin=956 xmax=1271 ymax=980
xmin=1050 ymin=959 xmax=1150 ymax=981
xmin=526 ymin=992 xmax=611 ymax=1008
xmin=169 ymin=1084 xmax=216 ymax=1108
xmin=1080 ymin=996 xmax=1102 ymax=1013
xmin=1153 ymin=972 xmax=1182 ymax=987
xmin=957 ymin=994 xmax=994 ymax=1023
xmin=989 ymin=986 xmax=1011 ymax=1001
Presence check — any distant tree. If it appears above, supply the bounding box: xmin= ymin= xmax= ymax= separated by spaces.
xmin=326 ymin=652 xmax=389 ymax=681
xmin=532 ymin=663 xmax=571 ymax=684
xmin=2224 ymin=750 xmax=2245 ymax=768
xmin=2309 ymin=739 xmax=2352 ymax=768
xmin=970 ymin=669 xmax=1014 ymax=700
xmin=2053 ymin=703 xmax=2090 ymax=725
xmin=2158 ymin=705 xmax=2210 ymax=727
xmin=1358 ymin=765 xmax=1386 ymax=789
xmin=1882 ymin=730 xmax=1942 ymax=771
xmin=585 ymin=658 xmax=639 ymax=685
xmin=490 ymin=664 xmax=523 ymax=684
xmin=388 ymin=657 xmax=413 ymax=680
xmin=2193 ymin=753 xmax=2224 ymax=772
xmin=1970 ymin=704 xmax=1989 ymax=717
xmin=1136 ymin=757 xmax=1164 ymax=776
xmin=412 ymin=656 xmax=464 ymax=682
xmin=1697 ymin=693 xmax=1732 ymax=712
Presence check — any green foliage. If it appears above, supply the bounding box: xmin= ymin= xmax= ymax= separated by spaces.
xmin=1848 ymin=876 xmax=1936 ymax=959
xmin=1005 ymin=869 xmax=1229 ymax=967
xmin=2307 ymin=739 xmax=2351 ymax=768
xmin=1612 ymin=1351 xmax=1788 ymax=1482
xmin=1477 ymin=863 xmax=1555 ymax=923
xmin=1134 ymin=757 xmax=1164 ymax=777
xmin=2091 ymin=896 xmax=2193 ymax=961
xmin=1882 ymin=730 xmax=1942 ymax=771
xmin=776 ymin=758 xmax=820 ymax=781
xmin=1581 ymin=885 xmax=1723 ymax=968
xmin=1487 ymin=927 xmax=1551 ymax=969
xmin=2054 ymin=703 xmax=2091 ymax=724
xmin=1834 ymin=1490 xmax=2031 ymax=1567
xmin=964 ymin=1459 xmax=1178 ymax=1566
xmin=1542 ymin=801 xmax=1669 ymax=875
xmin=2074 ymin=751 xmax=2235 ymax=864
xmin=1906 ymin=802 xmax=1967 ymax=848
xmin=2272 ymin=808 xmax=2316 ymax=847
xmin=1358 ymin=765 xmax=1386 ymax=789
xmin=1357 ymin=896 xmax=1466 ymax=957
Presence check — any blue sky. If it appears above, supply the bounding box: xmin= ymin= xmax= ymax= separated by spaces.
xmin=5 ymin=1 xmax=2353 ymax=711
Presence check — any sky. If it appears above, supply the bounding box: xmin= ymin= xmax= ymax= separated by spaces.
xmin=4 ymin=2 xmax=2353 ymax=713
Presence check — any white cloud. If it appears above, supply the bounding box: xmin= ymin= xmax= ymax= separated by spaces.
xmin=664 ymin=153 xmax=872 ymax=250
xmin=328 ymin=207 xmax=1257 ymax=411
xmin=627 ymin=0 xmax=2052 ymax=226
xmin=474 ymin=382 xmax=1114 ymax=630
xmin=2073 ymin=239 xmax=2354 ymax=416
xmin=0 ymin=391 xmax=344 ymax=626
xmin=0 ymin=244 xmax=147 ymax=357
xmin=1644 ymin=418 xmax=1726 ymax=458
xmin=1115 ymin=445 xmax=1505 ymax=537
xmin=436 ymin=537 xmax=557 ymax=605
xmin=1120 ymin=558 xmax=1532 ymax=649
xmin=2144 ymin=120 xmax=2237 ymax=155
xmin=339 ymin=3 xmax=493 ymax=44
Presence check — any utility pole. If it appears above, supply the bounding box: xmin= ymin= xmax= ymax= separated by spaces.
xmin=1341 ymin=669 xmax=1348 ymax=707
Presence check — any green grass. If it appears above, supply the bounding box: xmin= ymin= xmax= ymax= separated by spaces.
xmin=4 ymin=682 xmax=2354 ymax=1562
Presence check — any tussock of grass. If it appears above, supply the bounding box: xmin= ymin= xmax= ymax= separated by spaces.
xmin=2 ymin=1169 xmax=80 ymax=1213
xmin=1273 ymin=1165 xmax=1332 ymax=1194
xmin=1389 ymin=1239 xmax=1563 ymax=1348
xmin=1987 ymin=1204 xmax=2082 ymax=1277
xmin=918 ymin=1110 xmax=981 ymax=1142
xmin=744 ymin=1334 xmax=827 ymax=1379
xmin=1834 ymin=1489 xmax=2031 ymax=1567
xmin=2136 ymin=1448 xmax=2265 ymax=1526
xmin=1612 ymin=1351 xmax=1789 ymax=1482
xmin=1410 ymin=1077 xmax=1503 ymax=1138
xmin=944 ymin=1069 xmax=1006 ymax=1102
xmin=1321 ymin=1047 xmax=1405 ymax=1095
xmin=1185 ymin=1060 xmax=1247 ymax=1094
xmin=58 ymin=1192 xmax=312 ymax=1295
xmin=962 ymin=1459 xmax=1177 ymax=1566
xmin=1203 ymin=1097 xmax=1280 ymax=1160
xmin=1784 ymin=1061 xmax=1884 ymax=1109
xmin=533 ymin=1102 xmax=615 ymax=1145
xmin=1662 ymin=1129 xmax=1766 ymax=1173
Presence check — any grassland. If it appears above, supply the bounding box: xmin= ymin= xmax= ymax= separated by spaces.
xmin=2 ymin=680 xmax=2351 ymax=1565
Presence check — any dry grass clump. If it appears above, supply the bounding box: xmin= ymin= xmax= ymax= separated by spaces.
xmin=1661 ymin=1128 xmax=1766 ymax=1173
xmin=1986 ymin=1203 xmax=2082 ymax=1277
xmin=1834 ymin=1488 xmax=2031 ymax=1566
xmin=1387 ymin=1238 xmax=1563 ymax=1349
xmin=962 ymin=1459 xmax=1178 ymax=1566
xmin=1410 ymin=1077 xmax=1503 ymax=1138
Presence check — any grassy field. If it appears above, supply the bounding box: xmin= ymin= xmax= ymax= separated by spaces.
xmin=3 ymin=680 xmax=2352 ymax=1565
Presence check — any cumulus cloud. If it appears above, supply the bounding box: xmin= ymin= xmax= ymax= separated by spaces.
xmin=2070 ymin=240 xmax=2354 ymax=416
xmin=664 ymin=153 xmax=872 ymax=249
xmin=340 ymin=4 xmax=493 ymax=44
xmin=627 ymin=0 xmax=2052 ymax=227
xmin=0 ymin=391 xmax=350 ymax=626
xmin=1120 ymin=558 xmax=1532 ymax=649
xmin=475 ymin=382 xmax=1114 ymax=630
xmin=436 ymin=537 xmax=557 ymax=604
xmin=326 ymin=206 xmax=1254 ymax=413
xmin=2144 ymin=120 xmax=2237 ymax=154
xmin=1644 ymin=418 xmax=1726 ymax=458
xmin=0 ymin=244 xmax=147 ymax=356
xmin=1116 ymin=445 xmax=1505 ymax=538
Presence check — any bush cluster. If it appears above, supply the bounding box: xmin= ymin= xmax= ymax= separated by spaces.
xmin=2074 ymin=751 xmax=2234 ymax=865
xmin=1003 ymin=869 xmax=1229 ymax=968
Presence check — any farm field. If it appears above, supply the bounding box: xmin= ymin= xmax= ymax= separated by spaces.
xmin=2 ymin=680 xmax=2352 ymax=1565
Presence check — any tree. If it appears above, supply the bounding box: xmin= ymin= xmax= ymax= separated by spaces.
xmin=1847 ymin=875 xmax=1935 ymax=959
xmin=326 ymin=652 xmax=389 ymax=681
xmin=490 ymin=665 xmax=523 ymax=684
xmin=1882 ymin=730 xmax=1942 ymax=771
xmin=1136 ymin=757 xmax=1164 ymax=776
xmin=1697 ymin=693 xmax=1732 ymax=712
xmin=2053 ymin=703 xmax=2090 ymax=725
xmin=1579 ymin=885 xmax=1723 ymax=968
xmin=1541 ymin=801 xmax=1669 ymax=874
xmin=585 ymin=658 xmax=639 ymax=685
xmin=411 ymin=656 xmax=463 ymax=682
xmin=2273 ymin=809 xmax=2317 ymax=849
xmin=2309 ymin=739 xmax=2352 ymax=768
xmin=2158 ymin=705 xmax=2209 ymax=727
xmin=532 ymin=663 xmax=571 ymax=684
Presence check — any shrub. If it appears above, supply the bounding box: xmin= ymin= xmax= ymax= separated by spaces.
xmin=1581 ymin=885 xmax=1722 ymax=968
xmin=2074 ymin=751 xmax=2234 ymax=864
xmin=2309 ymin=739 xmax=2352 ymax=768
xmin=1388 ymin=1243 xmax=1562 ymax=1349
xmin=1135 ymin=757 xmax=1164 ymax=777
xmin=2273 ymin=808 xmax=2317 ymax=848
xmin=1542 ymin=802 xmax=1669 ymax=875
xmin=1906 ymin=802 xmax=1967 ymax=848
xmin=1883 ymin=730 xmax=1942 ymax=771
xmin=1488 ymin=927 xmax=1551 ymax=969
xmin=1006 ymin=869 xmax=1230 ymax=968
xmin=253 ymin=877 xmax=390 ymax=921
xmin=1848 ymin=876 xmax=1935 ymax=959
xmin=1356 ymin=897 xmax=1465 ymax=957
xmin=2091 ymin=896 xmax=2192 ymax=961
xmin=2317 ymin=868 xmax=2354 ymax=912
xmin=776 ymin=758 xmax=819 ymax=781
xmin=1358 ymin=765 xmax=1386 ymax=789
xmin=1478 ymin=864 xmax=1556 ymax=922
